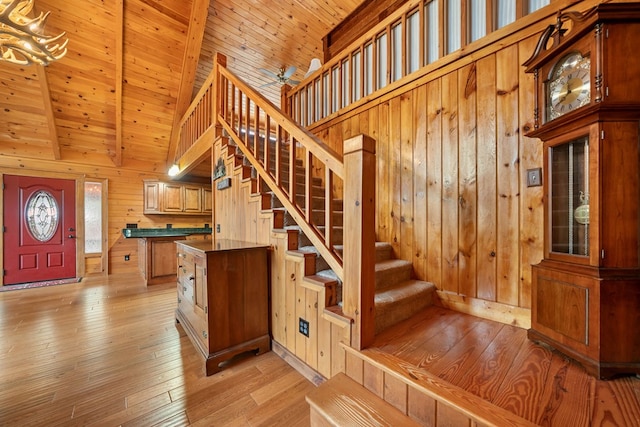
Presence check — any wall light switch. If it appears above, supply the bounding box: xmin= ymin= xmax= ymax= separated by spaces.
xmin=527 ymin=168 xmax=542 ymax=187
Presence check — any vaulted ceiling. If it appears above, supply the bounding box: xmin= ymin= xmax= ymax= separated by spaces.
xmin=0 ymin=0 xmax=361 ymax=176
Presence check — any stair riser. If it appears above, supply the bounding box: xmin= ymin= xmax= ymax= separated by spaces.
xmin=375 ymin=285 xmax=435 ymax=334
xmin=375 ymin=265 xmax=412 ymax=290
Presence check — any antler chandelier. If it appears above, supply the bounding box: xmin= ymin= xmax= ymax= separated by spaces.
xmin=0 ymin=0 xmax=68 ymax=65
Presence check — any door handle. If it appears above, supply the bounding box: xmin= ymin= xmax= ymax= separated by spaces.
xmin=68 ymin=234 xmax=75 ymax=239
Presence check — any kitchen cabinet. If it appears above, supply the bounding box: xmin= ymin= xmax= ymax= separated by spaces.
xmin=143 ymin=180 xmax=211 ymax=215
xmin=138 ymin=236 xmax=186 ymax=285
xmin=137 ymin=233 xmax=210 ymax=285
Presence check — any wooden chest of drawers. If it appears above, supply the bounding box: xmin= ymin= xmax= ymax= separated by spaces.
xmin=175 ymin=240 xmax=270 ymax=375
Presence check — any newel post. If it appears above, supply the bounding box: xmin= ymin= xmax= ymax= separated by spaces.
xmin=210 ymin=52 xmax=226 ymax=242
xmin=342 ymin=134 xmax=376 ymax=350
xmin=212 ymin=52 xmax=227 ymax=138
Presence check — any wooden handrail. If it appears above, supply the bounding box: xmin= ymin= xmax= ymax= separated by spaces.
xmin=215 ymin=54 xmax=345 ymax=280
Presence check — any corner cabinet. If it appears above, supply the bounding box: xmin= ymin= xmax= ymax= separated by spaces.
xmin=523 ymin=4 xmax=640 ymax=378
xmin=143 ymin=180 xmax=212 ymax=215
xmin=175 ymin=240 xmax=271 ymax=375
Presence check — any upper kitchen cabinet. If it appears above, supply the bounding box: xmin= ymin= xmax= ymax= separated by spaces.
xmin=143 ymin=180 xmax=212 ymax=215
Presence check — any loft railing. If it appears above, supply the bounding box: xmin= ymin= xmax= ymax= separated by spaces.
xmin=176 ymin=73 xmax=214 ymax=161
xmin=285 ymin=0 xmax=551 ymax=126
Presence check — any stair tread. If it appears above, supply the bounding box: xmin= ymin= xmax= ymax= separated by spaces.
xmin=306 ymin=373 xmax=421 ymax=427
xmin=374 ymin=280 xmax=436 ymax=333
xmin=314 ymin=268 xmax=340 ymax=283
xmin=375 ymin=280 xmax=436 ymax=304
xmin=375 ymin=258 xmax=412 ymax=271
xmin=304 ymin=273 xmax=338 ymax=286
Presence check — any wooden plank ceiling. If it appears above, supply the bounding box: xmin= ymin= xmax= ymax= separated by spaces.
xmin=0 ymin=0 xmax=361 ymax=176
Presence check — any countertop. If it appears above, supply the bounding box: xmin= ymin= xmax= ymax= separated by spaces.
xmin=176 ymin=239 xmax=269 ymax=253
xmin=121 ymin=227 xmax=212 ymax=238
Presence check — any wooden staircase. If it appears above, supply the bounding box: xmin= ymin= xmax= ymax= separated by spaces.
xmin=175 ymin=55 xmax=528 ymax=427
xmin=224 ymin=134 xmax=435 ymax=335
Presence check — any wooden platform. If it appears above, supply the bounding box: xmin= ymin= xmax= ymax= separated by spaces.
xmin=371 ymin=305 xmax=640 ymax=426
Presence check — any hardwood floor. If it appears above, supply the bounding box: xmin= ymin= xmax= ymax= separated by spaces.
xmin=0 ymin=275 xmax=314 ymax=426
xmin=4 ymin=274 xmax=640 ymax=426
xmin=372 ymin=305 xmax=640 ymax=426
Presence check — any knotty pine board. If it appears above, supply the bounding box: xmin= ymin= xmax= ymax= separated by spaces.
xmin=308 ymin=33 xmax=546 ymax=320
xmin=476 ymin=53 xmax=499 ymax=302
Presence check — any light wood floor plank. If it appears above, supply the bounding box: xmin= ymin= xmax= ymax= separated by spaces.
xmin=373 ymin=305 xmax=640 ymax=426
xmin=0 ymin=275 xmax=313 ymax=426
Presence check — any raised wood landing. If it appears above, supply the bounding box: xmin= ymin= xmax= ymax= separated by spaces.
xmin=0 ymin=274 xmax=313 ymax=426
xmin=371 ymin=305 xmax=640 ymax=426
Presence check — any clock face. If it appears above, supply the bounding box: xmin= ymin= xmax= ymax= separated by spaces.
xmin=547 ymin=53 xmax=591 ymax=121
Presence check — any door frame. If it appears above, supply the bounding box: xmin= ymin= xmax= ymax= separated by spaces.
xmin=0 ymin=171 xmax=108 ymax=285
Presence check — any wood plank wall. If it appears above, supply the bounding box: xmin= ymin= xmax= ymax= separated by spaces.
xmin=309 ymin=32 xmax=544 ymax=325
xmin=0 ymin=157 xmax=212 ymax=280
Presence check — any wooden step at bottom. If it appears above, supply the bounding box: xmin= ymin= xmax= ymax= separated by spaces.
xmin=375 ymin=280 xmax=436 ymax=334
xmin=306 ymin=372 xmax=421 ymax=427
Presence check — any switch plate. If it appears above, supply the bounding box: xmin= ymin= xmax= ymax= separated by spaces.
xmin=299 ymin=318 xmax=309 ymax=337
xmin=527 ymin=168 xmax=542 ymax=187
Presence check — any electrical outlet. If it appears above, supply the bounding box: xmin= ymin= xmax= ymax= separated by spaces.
xmin=124 ymin=254 xmax=130 ymax=261
xmin=299 ymin=318 xmax=309 ymax=337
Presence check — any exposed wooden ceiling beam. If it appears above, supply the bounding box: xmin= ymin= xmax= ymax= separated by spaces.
xmin=114 ymin=0 xmax=124 ymax=167
xmin=167 ymin=0 xmax=211 ymax=168
xmin=35 ymin=65 xmax=60 ymax=160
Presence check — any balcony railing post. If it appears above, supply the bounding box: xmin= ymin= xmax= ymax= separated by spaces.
xmin=342 ymin=134 xmax=376 ymax=350
xmin=281 ymin=84 xmax=292 ymax=118
xmin=212 ymin=52 xmax=227 ymax=139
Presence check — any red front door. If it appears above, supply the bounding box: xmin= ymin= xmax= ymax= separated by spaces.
xmin=3 ymin=175 xmax=76 ymax=285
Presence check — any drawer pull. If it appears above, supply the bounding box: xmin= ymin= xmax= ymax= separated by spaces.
xmin=202 ymin=331 xmax=208 ymax=338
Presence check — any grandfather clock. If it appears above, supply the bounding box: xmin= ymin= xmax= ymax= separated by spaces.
xmin=523 ymin=3 xmax=640 ymax=379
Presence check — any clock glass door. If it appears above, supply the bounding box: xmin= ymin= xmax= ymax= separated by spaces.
xmin=550 ymin=136 xmax=590 ymax=256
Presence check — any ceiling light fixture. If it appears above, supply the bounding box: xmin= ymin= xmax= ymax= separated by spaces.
xmin=0 ymin=0 xmax=68 ymax=66
xmin=168 ymin=164 xmax=180 ymax=177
